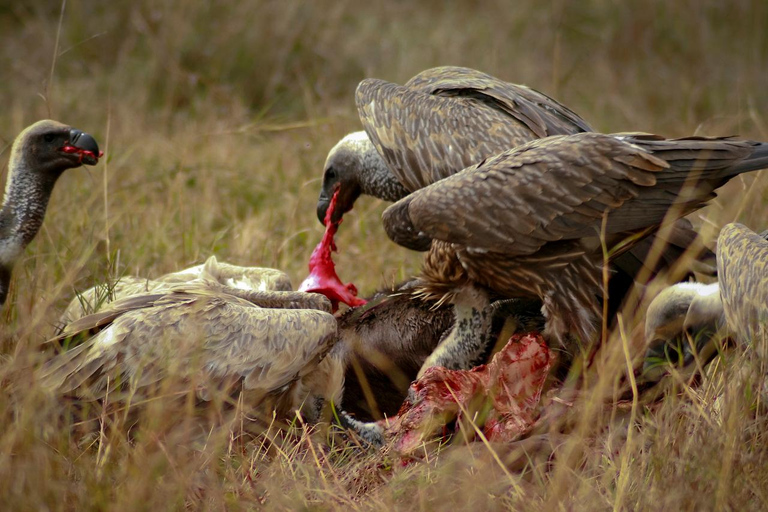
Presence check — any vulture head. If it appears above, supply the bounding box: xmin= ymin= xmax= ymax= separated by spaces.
xmin=643 ymin=281 xmax=725 ymax=378
xmin=316 ymin=131 xmax=369 ymax=225
xmin=12 ymin=120 xmax=102 ymax=173
xmin=316 ymin=130 xmax=409 ymax=225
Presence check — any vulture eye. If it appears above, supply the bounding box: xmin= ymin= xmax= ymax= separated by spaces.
xmin=44 ymin=133 xmax=55 ymax=143
xmin=325 ymin=168 xmax=337 ymax=182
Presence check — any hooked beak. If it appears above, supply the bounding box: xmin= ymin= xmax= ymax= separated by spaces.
xmin=642 ymin=328 xmax=722 ymax=382
xmin=316 ymin=186 xmax=352 ymax=226
xmin=67 ymin=128 xmax=102 ymax=165
xmin=316 ymin=182 xmax=362 ymax=226
xmin=317 ymin=194 xmax=331 ymax=225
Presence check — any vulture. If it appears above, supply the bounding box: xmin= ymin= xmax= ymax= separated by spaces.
xmin=643 ymin=226 xmax=768 ymax=370
xmin=40 ymin=259 xmax=341 ymax=426
xmin=59 ymin=255 xmax=292 ymax=326
xmin=717 ymin=223 xmax=768 ymax=349
xmin=315 ymin=67 xmax=715 ymax=373
xmin=0 ymin=120 xmax=101 ymax=305
xmin=381 ymin=133 xmax=768 ymax=374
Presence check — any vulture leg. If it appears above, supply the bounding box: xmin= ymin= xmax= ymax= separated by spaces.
xmin=338 ymin=409 xmax=385 ymax=446
xmin=417 ymin=284 xmax=492 ymax=378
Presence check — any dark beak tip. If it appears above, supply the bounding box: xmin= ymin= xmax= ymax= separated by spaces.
xmin=76 ymin=133 xmax=100 ymax=154
xmin=316 ymin=201 xmax=329 ymax=225
xmin=82 ymin=154 xmax=99 ymax=166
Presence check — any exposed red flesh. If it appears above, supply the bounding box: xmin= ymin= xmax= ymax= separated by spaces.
xmin=383 ymin=333 xmax=552 ymax=456
xmin=299 ymin=189 xmax=367 ymax=312
xmin=61 ymin=144 xmax=104 ymax=164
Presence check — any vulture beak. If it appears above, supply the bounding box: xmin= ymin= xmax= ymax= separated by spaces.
xmin=316 ymin=194 xmax=331 ymax=225
xmin=642 ymin=328 xmax=722 ymax=382
xmin=316 ymin=191 xmax=346 ymax=226
xmin=317 ymin=183 xmax=359 ymax=226
xmin=67 ymin=128 xmax=102 ymax=165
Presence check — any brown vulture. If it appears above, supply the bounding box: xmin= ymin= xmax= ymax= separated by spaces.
xmin=315 ymin=67 xmax=717 ymax=373
xmin=381 ymin=132 xmax=768 ymax=374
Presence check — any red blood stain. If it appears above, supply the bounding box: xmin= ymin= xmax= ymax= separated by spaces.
xmin=61 ymin=145 xmax=104 ymax=164
xmin=385 ymin=332 xmax=552 ymax=455
xmin=299 ymin=189 xmax=367 ymax=312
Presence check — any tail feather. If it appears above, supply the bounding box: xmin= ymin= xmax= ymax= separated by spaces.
xmin=37 ymin=340 xmax=97 ymax=392
xmin=728 ymin=141 xmax=768 ymax=176
xmin=38 ymin=327 xmax=127 ymax=396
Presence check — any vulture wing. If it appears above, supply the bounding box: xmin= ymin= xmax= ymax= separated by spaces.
xmin=383 ymin=133 xmax=764 ymax=257
xmin=355 ymin=66 xmax=591 ymax=192
xmin=717 ymin=222 xmax=768 ymax=344
xmin=405 ymin=66 xmax=592 ymax=136
xmin=40 ymin=288 xmax=337 ymax=402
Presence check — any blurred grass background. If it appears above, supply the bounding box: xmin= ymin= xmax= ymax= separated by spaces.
xmin=1 ymin=0 xmax=768 ymax=509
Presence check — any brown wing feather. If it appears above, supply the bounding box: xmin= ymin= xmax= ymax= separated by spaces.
xmin=384 ymin=132 xmax=664 ymax=256
xmin=384 ymin=132 xmax=760 ymax=257
xmin=356 ymin=69 xmax=590 ymax=192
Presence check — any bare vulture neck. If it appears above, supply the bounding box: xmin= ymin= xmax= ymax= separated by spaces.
xmin=354 ymin=134 xmax=410 ymax=202
xmin=0 ymin=151 xmax=62 ymax=301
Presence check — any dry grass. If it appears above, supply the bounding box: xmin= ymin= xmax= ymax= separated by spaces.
xmin=1 ymin=0 xmax=768 ymax=509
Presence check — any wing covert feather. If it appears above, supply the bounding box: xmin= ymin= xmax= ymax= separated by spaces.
xmin=390 ymin=133 xmax=665 ymax=256
xmin=404 ymin=66 xmax=593 ymax=136
xmin=387 ymin=132 xmax=760 ymax=257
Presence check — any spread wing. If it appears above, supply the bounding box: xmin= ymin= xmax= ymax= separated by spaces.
xmin=355 ymin=67 xmax=591 ymax=192
xmin=383 ymin=132 xmax=757 ymax=257
xmin=40 ymin=290 xmax=337 ymax=401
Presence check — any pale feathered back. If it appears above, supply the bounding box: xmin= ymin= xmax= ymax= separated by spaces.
xmin=59 ymin=255 xmax=292 ymax=327
xmin=43 ymin=263 xmax=340 ymax=423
